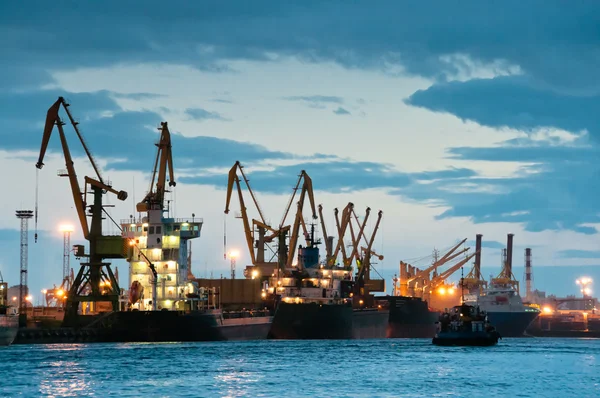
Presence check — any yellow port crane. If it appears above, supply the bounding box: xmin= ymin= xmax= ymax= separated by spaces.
xmin=278 ymin=170 xmax=317 ymax=269
xmin=224 ymin=161 xmax=280 ymax=275
xmin=36 ymin=97 xmax=128 ymax=323
xmin=136 ymin=121 xmax=176 ymax=213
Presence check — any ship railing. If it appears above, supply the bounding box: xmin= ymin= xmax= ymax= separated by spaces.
xmin=120 ymin=217 xmax=204 ymax=225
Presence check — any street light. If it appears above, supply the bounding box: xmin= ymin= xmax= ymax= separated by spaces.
xmin=576 ymin=277 xmax=593 ymax=298
xmin=228 ymin=250 xmax=239 ymax=279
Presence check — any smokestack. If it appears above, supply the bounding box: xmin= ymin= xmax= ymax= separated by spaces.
xmin=506 ymin=233 xmax=514 ymax=276
xmin=525 ymin=248 xmax=532 ymax=299
xmin=474 ymin=234 xmax=482 ymax=279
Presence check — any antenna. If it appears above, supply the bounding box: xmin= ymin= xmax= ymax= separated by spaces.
xmin=223 ymin=214 xmax=227 ymax=260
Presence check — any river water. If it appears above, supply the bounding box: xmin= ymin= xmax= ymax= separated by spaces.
xmin=1 ymin=338 xmax=598 ymax=397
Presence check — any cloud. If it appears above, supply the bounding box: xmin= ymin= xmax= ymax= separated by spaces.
xmin=333 ymin=107 xmax=350 ymax=115
xmin=405 ymin=76 xmax=600 ymax=139
xmin=283 ymin=95 xmax=344 ymax=109
xmin=557 ymin=250 xmax=600 ymax=259
xmin=111 ymin=92 xmax=167 ymax=100
xmin=466 ymin=240 xmax=505 ymax=250
xmin=2 ymin=2 xmax=598 ymax=95
xmin=184 ymin=107 xmax=229 ymax=121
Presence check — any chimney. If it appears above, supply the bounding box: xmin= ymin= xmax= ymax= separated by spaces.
xmin=506 ymin=233 xmax=514 ymax=275
xmin=474 ymin=234 xmax=482 ymax=279
xmin=525 ymin=248 xmax=532 ymax=299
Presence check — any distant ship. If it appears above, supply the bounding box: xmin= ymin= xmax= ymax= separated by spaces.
xmin=464 ymin=282 xmax=539 ymax=337
xmin=265 ymin=223 xmax=389 ymax=340
xmin=462 ymin=234 xmax=540 ymax=337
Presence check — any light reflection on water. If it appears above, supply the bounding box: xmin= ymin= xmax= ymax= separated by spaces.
xmin=0 ymin=339 xmax=598 ymax=397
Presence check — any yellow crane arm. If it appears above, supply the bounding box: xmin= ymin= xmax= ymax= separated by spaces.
xmin=36 ymin=99 xmax=89 ymax=239
xmin=318 ymin=204 xmax=333 ymax=260
xmin=224 ymin=165 xmax=256 ymax=264
xmin=331 ymin=203 xmax=353 ymax=266
xmin=356 ymin=210 xmax=383 ymax=281
xmin=427 ymin=252 xmax=478 ymax=290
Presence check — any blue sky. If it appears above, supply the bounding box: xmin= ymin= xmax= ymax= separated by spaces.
xmin=1 ymin=1 xmax=599 ymax=299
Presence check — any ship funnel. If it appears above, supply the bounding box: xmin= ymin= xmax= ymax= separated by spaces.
xmin=474 ymin=234 xmax=482 ymax=279
xmin=506 ymin=233 xmax=514 ymax=276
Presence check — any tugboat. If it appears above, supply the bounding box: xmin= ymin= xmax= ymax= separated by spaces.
xmin=432 ymin=269 xmax=501 ymax=346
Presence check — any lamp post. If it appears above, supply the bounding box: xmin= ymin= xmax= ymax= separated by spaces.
xmin=576 ymin=277 xmax=593 ymax=299
xmin=58 ymin=224 xmax=75 ymax=292
xmin=228 ymin=250 xmax=238 ymax=280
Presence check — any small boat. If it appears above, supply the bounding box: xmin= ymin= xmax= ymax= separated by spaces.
xmin=432 ymin=303 xmax=501 ymax=346
xmin=432 ymin=268 xmax=501 ymax=346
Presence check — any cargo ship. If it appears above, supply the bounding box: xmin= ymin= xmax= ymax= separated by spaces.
xmin=462 ymin=234 xmax=539 ymax=337
xmin=383 ymin=238 xmax=475 ymax=338
xmin=264 ymin=223 xmax=389 ymax=339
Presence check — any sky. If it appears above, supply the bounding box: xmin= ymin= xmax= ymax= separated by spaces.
xmin=1 ymin=1 xmax=599 ymax=300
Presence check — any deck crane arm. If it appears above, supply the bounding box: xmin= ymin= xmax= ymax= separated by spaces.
xmin=285 ymin=171 xmax=318 ymax=268
xmin=347 ymin=207 xmax=371 ymax=265
xmin=427 ymin=252 xmax=478 ymax=290
xmin=355 ymin=210 xmax=383 ymax=282
xmin=406 ymin=238 xmax=468 ymax=284
xmin=36 ymin=97 xmax=127 ymax=240
xmin=330 ymin=203 xmax=353 ymax=266
xmin=318 ymin=204 xmax=333 ymax=260
xmin=137 ymin=122 xmax=175 ymax=212
xmin=225 ymin=162 xmax=256 ymax=264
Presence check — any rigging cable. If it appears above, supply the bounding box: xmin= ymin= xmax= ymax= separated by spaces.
xmin=34 ymin=168 xmax=39 ymax=243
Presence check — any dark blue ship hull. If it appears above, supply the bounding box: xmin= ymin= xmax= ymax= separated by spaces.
xmin=268 ymin=302 xmax=389 ymax=339
xmin=378 ymin=296 xmax=439 ymax=338
xmin=433 ymin=331 xmax=500 ymax=346
xmin=485 ymin=310 xmax=539 ymax=337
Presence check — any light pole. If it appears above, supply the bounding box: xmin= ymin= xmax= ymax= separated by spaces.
xmin=59 ymin=224 xmax=74 ymax=292
xmin=576 ymin=277 xmax=593 ymax=298
xmin=228 ymin=250 xmax=238 ymax=280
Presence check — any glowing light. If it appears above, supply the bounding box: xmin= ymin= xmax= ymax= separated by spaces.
xmin=359 ymin=299 xmax=364 ymax=305
xmin=251 ymin=269 xmax=259 ymax=279
xmin=41 ymin=289 xmax=47 ymax=294
xmin=25 ymin=295 xmax=32 ymax=302
xmin=12 ymin=296 xmax=17 ymax=301
xmin=229 ymin=250 xmax=239 ymax=259
xmin=448 ymin=288 xmax=455 ymax=295
xmin=584 ymin=288 xmax=592 ymax=296
xmin=129 ymin=239 xmax=135 ymax=246
xmin=261 ymin=292 xmax=267 ymax=299
xmin=57 ymin=289 xmax=65 ymax=297
xmin=58 ymin=224 xmax=75 ymax=232
xmin=542 ymin=306 xmax=553 ymax=314
xmin=438 ymin=287 xmax=446 ymax=295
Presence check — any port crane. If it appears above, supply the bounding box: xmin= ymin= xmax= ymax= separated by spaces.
xmin=352 ymin=208 xmax=384 ymax=307
xmin=128 ymin=121 xmax=177 ymax=310
xmin=224 ymin=161 xmax=281 ymax=275
xmin=136 ymin=121 xmax=176 ymax=213
xmin=36 ymin=97 xmax=128 ymax=323
xmin=277 ymin=170 xmax=317 ymax=269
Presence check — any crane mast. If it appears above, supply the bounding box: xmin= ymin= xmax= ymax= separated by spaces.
xmin=36 ymin=97 xmax=128 ymax=323
xmin=136 ymin=122 xmax=175 ymax=213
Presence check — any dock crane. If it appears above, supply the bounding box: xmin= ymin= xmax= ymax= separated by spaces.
xmin=353 ymin=209 xmax=384 ymax=307
xmin=36 ymin=97 xmax=128 ymax=323
xmin=224 ymin=161 xmax=280 ymax=275
xmin=280 ymin=170 xmax=317 ymax=269
xmin=136 ymin=121 xmax=175 ymax=213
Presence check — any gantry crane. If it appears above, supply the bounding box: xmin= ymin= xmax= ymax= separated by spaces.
xmin=136 ymin=121 xmax=175 ymax=213
xmin=36 ymin=97 xmax=128 ymax=323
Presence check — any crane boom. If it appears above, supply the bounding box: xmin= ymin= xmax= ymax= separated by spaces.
xmin=137 ymin=122 xmax=176 ymax=212
xmin=285 ymin=171 xmax=318 ymax=268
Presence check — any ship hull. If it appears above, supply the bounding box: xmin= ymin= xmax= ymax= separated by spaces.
xmin=0 ymin=316 xmax=18 ymax=346
xmin=380 ymin=296 xmax=438 ymax=338
xmin=97 ymin=311 xmax=272 ymax=342
xmin=432 ymin=331 xmax=500 ymax=346
xmin=268 ymin=302 xmax=388 ymax=339
xmin=485 ymin=311 xmax=539 ymax=337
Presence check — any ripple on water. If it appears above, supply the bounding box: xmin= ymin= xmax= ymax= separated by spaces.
xmin=0 ymin=339 xmax=599 ymax=397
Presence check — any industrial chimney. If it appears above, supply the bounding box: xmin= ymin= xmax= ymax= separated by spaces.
xmin=474 ymin=234 xmax=482 ymax=280
xmin=506 ymin=233 xmax=514 ymax=277
xmin=525 ymin=248 xmax=532 ymax=299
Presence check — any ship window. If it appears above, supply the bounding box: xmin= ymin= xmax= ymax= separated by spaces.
xmin=156 ymin=226 xmax=162 ymax=234
xmin=149 ymin=226 xmax=155 ymax=234
xmin=143 ymin=226 xmax=148 ymax=232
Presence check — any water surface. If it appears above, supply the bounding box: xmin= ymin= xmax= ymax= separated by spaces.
xmin=1 ymin=338 xmax=598 ymax=397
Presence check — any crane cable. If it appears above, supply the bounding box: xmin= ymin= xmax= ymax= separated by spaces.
xmin=34 ymin=169 xmax=39 ymax=243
